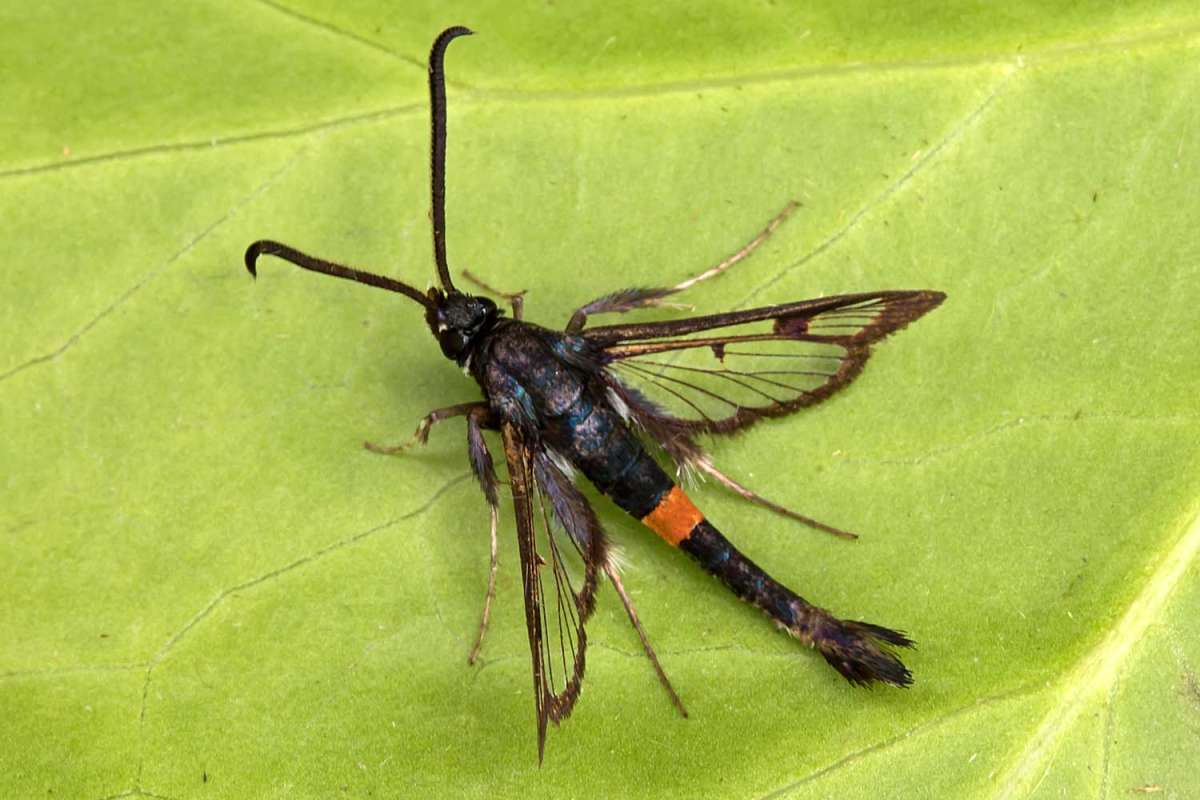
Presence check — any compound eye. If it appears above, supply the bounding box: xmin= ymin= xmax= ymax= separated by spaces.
xmin=438 ymin=329 xmax=467 ymax=359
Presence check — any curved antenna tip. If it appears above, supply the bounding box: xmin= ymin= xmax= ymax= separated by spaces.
xmin=244 ymin=241 xmax=269 ymax=278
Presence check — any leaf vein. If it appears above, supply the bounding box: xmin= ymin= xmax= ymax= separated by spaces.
xmin=0 ymin=141 xmax=314 ymax=385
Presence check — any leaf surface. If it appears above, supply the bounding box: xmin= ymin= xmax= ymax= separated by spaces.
xmin=3 ymin=3 xmax=1199 ymax=798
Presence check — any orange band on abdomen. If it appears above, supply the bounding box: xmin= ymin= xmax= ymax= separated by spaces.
xmin=640 ymin=485 xmax=704 ymax=546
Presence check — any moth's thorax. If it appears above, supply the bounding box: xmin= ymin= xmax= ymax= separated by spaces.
xmin=476 ymin=322 xmax=667 ymax=520
xmin=472 ymin=321 xmax=600 ymax=432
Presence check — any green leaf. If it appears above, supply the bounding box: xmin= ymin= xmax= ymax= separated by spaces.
xmin=3 ymin=3 xmax=1199 ymax=798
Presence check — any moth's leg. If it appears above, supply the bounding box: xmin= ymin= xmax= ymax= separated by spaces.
xmin=604 ymin=562 xmax=688 ymax=718
xmin=364 ymin=401 xmax=490 ymax=455
xmin=694 ymin=456 xmax=858 ymax=541
xmin=667 ymin=200 xmax=800 ymax=294
xmin=566 ymin=201 xmax=799 ymax=333
xmin=462 ymin=269 xmax=526 ymax=320
xmin=363 ymin=400 xmax=502 ymax=659
xmin=465 ymin=406 xmax=501 ymax=663
xmin=468 ymin=504 xmax=499 ymax=664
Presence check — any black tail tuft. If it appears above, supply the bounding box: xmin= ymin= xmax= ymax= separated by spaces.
xmin=817 ymin=619 xmax=915 ymax=688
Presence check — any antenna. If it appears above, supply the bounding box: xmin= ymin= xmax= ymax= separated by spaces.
xmin=245 ymin=241 xmax=433 ymax=310
xmin=242 ymin=27 xmax=478 ymax=309
xmin=428 ymin=26 xmax=474 ymax=293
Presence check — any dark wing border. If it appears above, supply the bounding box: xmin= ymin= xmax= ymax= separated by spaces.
xmin=586 ymin=290 xmax=945 ymax=436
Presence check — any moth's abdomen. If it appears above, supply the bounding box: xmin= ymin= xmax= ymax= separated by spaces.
xmin=542 ymin=369 xmax=914 ymax=688
xmin=612 ymin=452 xmax=914 ymax=688
xmin=641 ymin=485 xmax=704 ymax=546
xmin=543 ymin=392 xmax=675 ymax=520
xmin=676 ymin=518 xmax=913 ymax=687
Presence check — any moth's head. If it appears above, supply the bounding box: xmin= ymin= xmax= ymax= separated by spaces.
xmin=425 ymin=289 xmax=500 ymax=364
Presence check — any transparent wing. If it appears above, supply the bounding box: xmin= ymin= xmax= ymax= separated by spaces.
xmin=587 ymin=291 xmax=945 ymax=435
xmin=501 ymin=424 xmax=606 ymax=762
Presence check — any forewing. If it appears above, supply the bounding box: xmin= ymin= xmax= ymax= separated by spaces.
xmin=585 ymin=291 xmax=944 ymax=435
xmin=501 ymin=424 xmax=605 ymax=762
